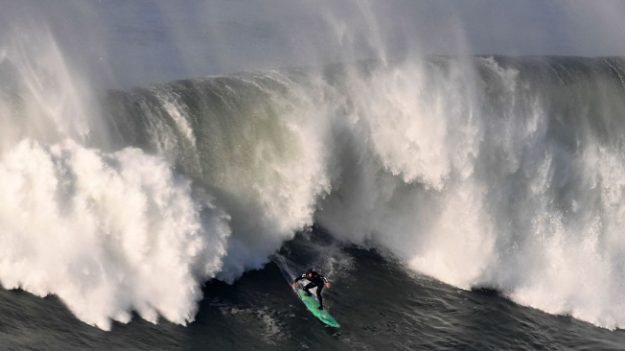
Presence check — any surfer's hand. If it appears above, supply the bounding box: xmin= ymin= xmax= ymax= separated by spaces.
xmin=325 ymin=282 xmax=332 ymax=289
xmin=291 ymin=282 xmax=296 ymax=289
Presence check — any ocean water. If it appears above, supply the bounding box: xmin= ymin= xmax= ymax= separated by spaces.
xmin=2 ymin=232 xmax=625 ymax=350
xmin=3 ymin=2 xmax=625 ymax=350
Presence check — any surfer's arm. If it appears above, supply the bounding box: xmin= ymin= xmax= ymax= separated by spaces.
xmin=322 ymin=276 xmax=332 ymax=288
xmin=291 ymin=274 xmax=305 ymax=287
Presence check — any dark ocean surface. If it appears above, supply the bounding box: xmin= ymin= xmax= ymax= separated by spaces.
xmin=1 ymin=232 xmax=625 ymax=350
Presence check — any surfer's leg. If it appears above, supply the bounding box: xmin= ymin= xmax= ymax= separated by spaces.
xmin=303 ymin=282 xmax=315 ymax=296
xmin=316 ymin=284 xmax=324 ymax=309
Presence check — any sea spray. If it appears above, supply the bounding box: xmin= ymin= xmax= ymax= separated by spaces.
xmin=104 ymin=56 xmax=625 ymax=329
xmin=0 ymin=139 xmax=230 ymax=330
xmin=1 ymin=21 xmax=334 ymax=328
xmin=5 ymin=42 xmax=625 ymax=331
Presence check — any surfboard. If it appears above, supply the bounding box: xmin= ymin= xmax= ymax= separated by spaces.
xmin=294 ymin=286 xmax=340 ymax=328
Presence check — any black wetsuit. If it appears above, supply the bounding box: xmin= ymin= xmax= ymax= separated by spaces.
xmin=294 ymin=271 xmax=328 ymax=309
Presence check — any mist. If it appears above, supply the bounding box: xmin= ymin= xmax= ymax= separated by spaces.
xmin=3 ymin=0 xmax=625 ymax=89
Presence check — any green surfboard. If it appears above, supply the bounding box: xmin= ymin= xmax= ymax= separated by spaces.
xmin=295 ymin=288 xmax=340 ymax=328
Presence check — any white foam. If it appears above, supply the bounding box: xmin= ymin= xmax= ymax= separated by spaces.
xmin=4 ymin=20 xmax=625 ymax=332
xmin=0 ymin=139 xmax=230 ymax=330
xmin=315 ymin=58 xmax=625 ymax=331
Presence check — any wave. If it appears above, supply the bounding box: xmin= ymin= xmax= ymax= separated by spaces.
xmin=3 ymin=26 xmax=625 ymax=330
xmin=105 ymin=55 xmax=625 ymax=329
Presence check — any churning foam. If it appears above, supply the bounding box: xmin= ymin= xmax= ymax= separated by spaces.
xmin=4 ymin=20 xmax=625 ymax=332
xmin=0 ymin=24 xmax=231 ymax=330
xmin=314 ymin=57 xmax=625 ymax=330
xmin=0 ymin=139 xmax=230 ymax=330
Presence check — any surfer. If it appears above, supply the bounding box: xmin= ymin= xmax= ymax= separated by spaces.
xmin=291 ymin=269 xmax=331 ymax=309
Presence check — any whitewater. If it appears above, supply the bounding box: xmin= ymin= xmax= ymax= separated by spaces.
xmin=3 ymin=23 xmax=625 ymax=332
xmin=4 ymin=5 xmax=625 ymax=349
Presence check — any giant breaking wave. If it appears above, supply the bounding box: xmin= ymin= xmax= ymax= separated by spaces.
xmin=3 ymin=28 xmax=625 ymax=330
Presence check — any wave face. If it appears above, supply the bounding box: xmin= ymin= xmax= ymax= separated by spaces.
xmin=105 ymin=56 xmax=625 ymax=329
xmin=4 ymin=35 xmax=625 ymax=330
